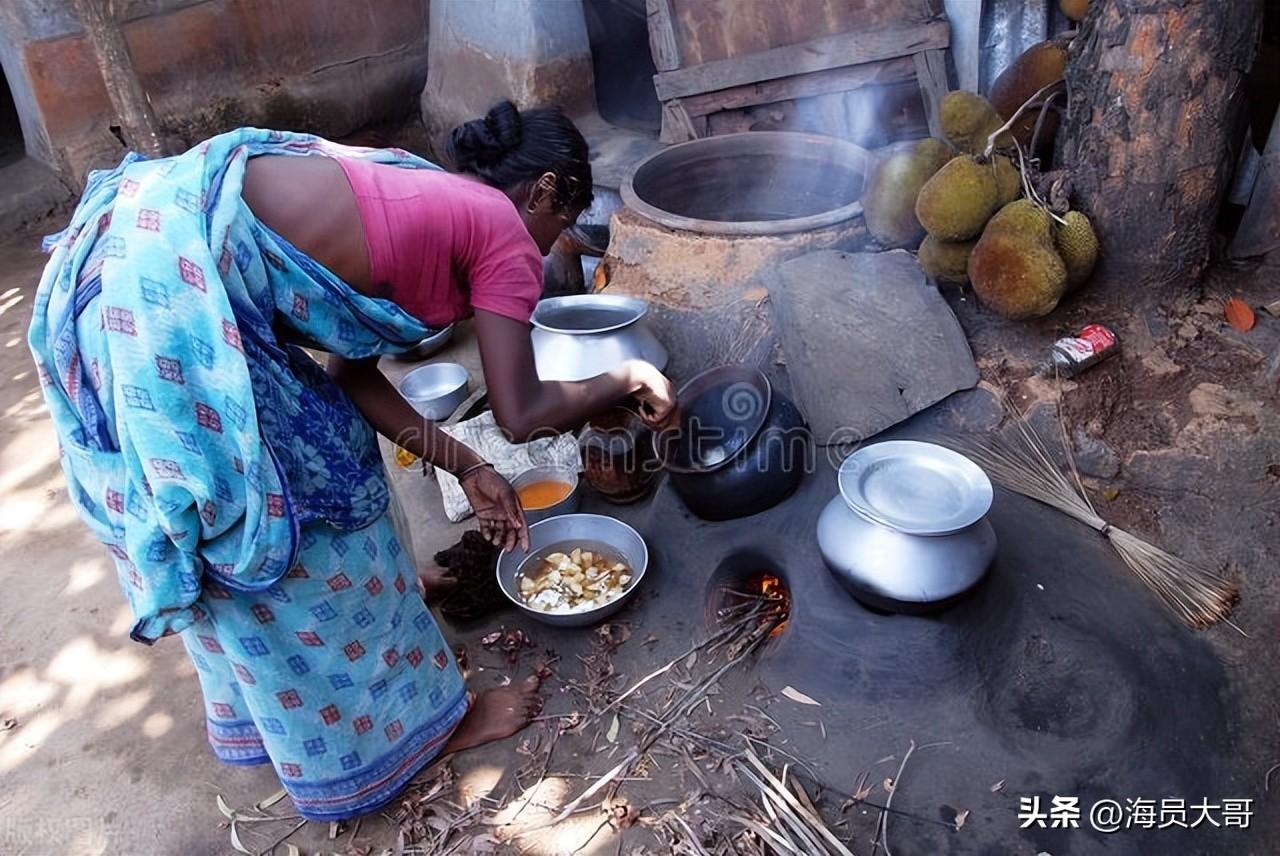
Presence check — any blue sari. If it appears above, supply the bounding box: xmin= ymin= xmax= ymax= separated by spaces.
xmin=28 ymin=129 xmax=469 ymax=820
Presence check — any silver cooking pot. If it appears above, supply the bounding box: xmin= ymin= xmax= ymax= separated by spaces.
xmin=530 ymin=294 xmax=668 ymax=382
xmin=816 ymin=441 xmax=997 ymax=611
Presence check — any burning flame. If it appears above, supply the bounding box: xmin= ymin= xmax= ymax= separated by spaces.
xmin=757 ymin=574 xmax=790 ymax=638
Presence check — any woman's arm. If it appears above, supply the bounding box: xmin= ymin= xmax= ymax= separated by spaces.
xmin=472 ymin=309 xmax=674 ymax=441
xmin=327 ymin=355 xmax=528 ymax=550
xmin=327 ymin=356 xmax=484 ymax=474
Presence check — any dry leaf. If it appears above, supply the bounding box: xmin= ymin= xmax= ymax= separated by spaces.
xmin=955 ymin=809 xmax=971 ymax=830
xmin=780 ymin=686 xmax=821 ymax=706
xmin=1102 ymin=487 xmax=1120 ymax=501
xmin=1225 ymin=298 xmax=1256 ymax=332
xmin=1264 ymin=299 xmax=1280 ymax=318
xmin=683 ymin=651 xmax=698 ymax=670
xmin=606 ymin=714 xmax=620 ymax=743
xmin=644 ymin=634 xmax=659 ymax=645
xmin=853 ymin=783 xmax=873 ymax=801
xmin=990 ymin=779 xmax=1005 ymax=793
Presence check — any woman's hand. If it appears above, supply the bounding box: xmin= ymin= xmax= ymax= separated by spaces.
xmin=459 ymin=464 xmax=528 ymax=552
xmin=626 ymin=360 xmax=678 ymax=428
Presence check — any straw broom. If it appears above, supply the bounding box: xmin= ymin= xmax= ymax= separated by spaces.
xmin=948 ymin=396 xmax=1239 ymax=629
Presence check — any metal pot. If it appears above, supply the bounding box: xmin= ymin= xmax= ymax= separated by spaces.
xmin=816 ymin=441 xmax=997 ymax=611
xmin=531 ymin=294 xmax=668 ymax=382
xmin=656 ymin=365 xmax=809 ymax=521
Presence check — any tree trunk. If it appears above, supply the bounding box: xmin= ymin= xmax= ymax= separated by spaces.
xmin=70 ymin=0 xmax=167 ymax=158
xmin=1055 ymin=0 xmax=1261 ymax=295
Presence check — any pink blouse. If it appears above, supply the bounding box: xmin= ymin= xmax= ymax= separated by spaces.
xmin=335 ymin=158 xmax=542 ymax=327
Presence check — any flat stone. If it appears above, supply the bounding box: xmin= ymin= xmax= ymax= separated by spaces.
xmin=1072 ymin=428 xmax=1121 ymax=479
xmin=766 ymin=250 xmax=978 ymax=444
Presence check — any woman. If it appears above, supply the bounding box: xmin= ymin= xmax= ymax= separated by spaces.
xmin=28 ymin=101 xmax=674 ymax=821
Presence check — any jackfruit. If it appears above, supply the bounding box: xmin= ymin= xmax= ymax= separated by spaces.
xmin=863 ymin=138 xmax=955 ymax=247
xmin=968 ymin=199 xmax=1068 ymax=319
xmin=915 ymin=155 xmax=1000 ymax=241
xmin=918 ymin=235 xmax=976 ymax=284
xmin=1053 ymin=210 xmax=1098 ymax=290
xmin=990 ymin=41 xmax=1069 ymax=147
xmin=940 ymin=91 xmax=1012 ymax=154
xmin=992 ymin=155 xmax=1022 ymax=206
xmin=1060 ymin=0 xmax=1088 ymax=22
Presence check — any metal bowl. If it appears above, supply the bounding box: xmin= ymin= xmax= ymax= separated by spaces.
xmin=510 ymin=464 xmax=582 ymax=524
xmin=394 ymin=324 xmax=455 ymax=362
xmin=399 ymin=362 xmax=469 ymax=421
xmin=530 ymin=294 xmax=668 ymax=382
xmin=496 ymin=513 xmax=648 ymax=627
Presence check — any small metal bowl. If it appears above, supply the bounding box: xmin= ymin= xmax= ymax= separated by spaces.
xmin=496 ymin=513 xmax=648 ymax=627
xmin=394 ymin=324 xmax=455 ymax=362
xmin=399 ymin=362 xmax=469 ymax=421
xmin=510 ymin=465 xmax=582 ymax=524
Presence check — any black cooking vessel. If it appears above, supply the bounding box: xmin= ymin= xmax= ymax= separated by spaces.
xmin=655 ymin=366 xmax=810 ymax=521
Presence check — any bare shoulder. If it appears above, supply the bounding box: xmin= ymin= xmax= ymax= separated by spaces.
xmin=241 ymin=154 xmax=371 ymax=289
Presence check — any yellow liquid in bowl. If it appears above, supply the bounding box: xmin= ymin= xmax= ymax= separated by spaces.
xmin=517 ymin=480 xmax=574 ymax=510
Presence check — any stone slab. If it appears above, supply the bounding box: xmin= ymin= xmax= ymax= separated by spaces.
xmin=765 ymin=249 xmax=978 ymax=444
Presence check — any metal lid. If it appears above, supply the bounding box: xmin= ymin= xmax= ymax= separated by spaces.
xmin=657 ymin=365 xmax=772 ymax=474
xmin=838 ymin=440 xmax=993 ymax=536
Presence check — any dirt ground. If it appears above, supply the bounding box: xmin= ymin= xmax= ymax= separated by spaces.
xmin=1 ymin=208 xmax=1278 ymax=856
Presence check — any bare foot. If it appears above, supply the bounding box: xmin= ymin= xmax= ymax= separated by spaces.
xmin=442 ymin=676 xmax=544 ymax=754
xmin=417 ymin=566 xmax=459 ymax=602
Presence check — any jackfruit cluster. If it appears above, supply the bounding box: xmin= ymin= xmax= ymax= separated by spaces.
xmin=911 ymin=147 xmax=1024 ymax=284
xmin=1060 ymin=0 xmax=1088 ymax=22
xmin=863 ymin=138 xmax=955 ymax=247
xmin=966 ymin=200 xmax=1098 ymax=319
xmin=989 ymin=40 xmax=1069 ymax=148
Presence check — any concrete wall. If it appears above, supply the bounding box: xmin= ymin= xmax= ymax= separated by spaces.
xmin=0 ymin=0 xmax=430 ymax=185
xmin=420 ymin=0 xmax=595 ymax=148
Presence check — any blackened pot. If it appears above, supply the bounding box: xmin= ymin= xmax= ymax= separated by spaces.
xmin=657 ymin=366 xmax=810 ymax=521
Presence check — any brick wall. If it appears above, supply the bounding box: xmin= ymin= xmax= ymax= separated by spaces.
xmin=1 ymin=0 xmax=429 ymax=185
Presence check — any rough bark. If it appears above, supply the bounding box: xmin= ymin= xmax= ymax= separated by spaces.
xmin=70 ymin=0 xmax=166 ymax=158
xmin=1055 ymin=0 xmax=1262 ymax=295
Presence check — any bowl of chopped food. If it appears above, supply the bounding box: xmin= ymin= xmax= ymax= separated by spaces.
xmin=496 ymin=513 xmax=648 ymax=627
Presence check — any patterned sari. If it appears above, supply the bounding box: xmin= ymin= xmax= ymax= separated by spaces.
xmin=28 ymin=129 xmax=469 ymax=820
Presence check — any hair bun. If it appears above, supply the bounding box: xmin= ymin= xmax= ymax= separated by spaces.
xmin=447 ymin=100 xmax=523 ymax=170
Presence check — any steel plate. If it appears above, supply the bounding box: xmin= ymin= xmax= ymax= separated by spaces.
xmin=838 ymin=440 xmax=993 ymax=536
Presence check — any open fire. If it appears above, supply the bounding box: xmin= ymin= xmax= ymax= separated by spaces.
xmin=713 ymin=572 xmax=791 ymax=640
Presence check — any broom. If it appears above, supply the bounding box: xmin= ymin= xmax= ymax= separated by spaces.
xmin=948 ymin=396 xmax=1239 ymax=629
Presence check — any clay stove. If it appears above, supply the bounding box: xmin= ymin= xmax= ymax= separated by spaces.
xmin=605 ymin=131 xmax=874 ymax=380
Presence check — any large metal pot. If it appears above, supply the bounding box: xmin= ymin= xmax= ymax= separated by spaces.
xmin=531 ymin=294 xmax=668 ymax=382
xmin=655 ymin=365 xmax=809 ymax=521
xmin=816 ymin=441 xmax=997 ymax=611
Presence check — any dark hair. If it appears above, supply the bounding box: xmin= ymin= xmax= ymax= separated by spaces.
xmin=446 ymin=100 xmax=593 ymax=211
